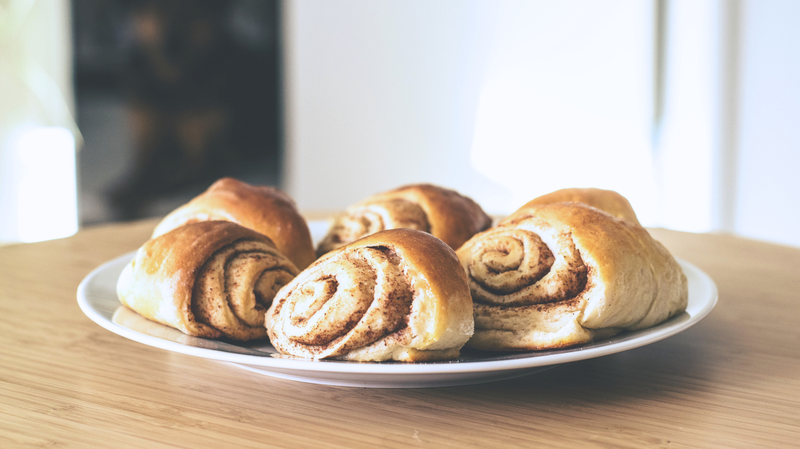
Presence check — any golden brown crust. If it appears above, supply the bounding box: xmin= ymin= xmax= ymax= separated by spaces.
xmin=457 ymin=202 xmax=687 ymax=351
xmin=506 ymin=187 xmax=641 ymax=226
xmin=267 ymin=229 xmax=474 ymax=362
xmin=118 ymin=221 xmax=300 ymax=340
xmin=152 ymin=178 xmax=316 ymax=269
xmin=316 ymin=184 xmax=491 ymax=256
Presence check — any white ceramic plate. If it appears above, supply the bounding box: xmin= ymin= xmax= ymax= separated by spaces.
xmin=77 ymin=221 xmax=717 ymax=388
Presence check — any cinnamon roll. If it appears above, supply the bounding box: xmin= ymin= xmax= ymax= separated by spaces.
xmin=508 ymin=187 xmax=641 ymax=225
xmin=457 ymin=202 xmax=687 ymax=351
xmin=316 ymin=184 xmax=491 ymax=257
xmin=152 ymin=177 xmax=316 ymax=269
xmin=267 ymin=229 xmax=474 ymax=362
xmin=118 ymin=221 xmax=300 ymax=341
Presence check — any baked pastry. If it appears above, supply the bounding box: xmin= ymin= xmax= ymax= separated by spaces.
xmin=316 ymin=184 xmax=491 ymax=256
xmin=509 ymin=187 xmax=640 ymax=225
xmin=457 ymin=201 xmax=687 ymax=351
xmin=266 ymin=229 xmax=474 ymax=362
xmin=118 ymin=221 xmax=300 ymax=340
xmin=152 ymin=177 xmax=316 ymax=269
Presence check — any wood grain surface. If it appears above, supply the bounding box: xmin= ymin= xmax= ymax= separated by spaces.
xmin=1 ymin=219 xmax=798 ymax=448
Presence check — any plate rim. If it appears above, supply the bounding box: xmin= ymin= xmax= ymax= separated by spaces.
xmin=77 ymin=250 xmax=717 ymax=376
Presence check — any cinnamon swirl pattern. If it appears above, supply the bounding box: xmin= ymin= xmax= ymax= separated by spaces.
xmin=267 ymin=229 xmax=474 ymax=362
xmin=316 ymin=184 xmax=491 ymax=257
xmin=457 ymin=202 xmax=687 ymax=351
xmin=117 ymin=221 xmax=299 ymax=341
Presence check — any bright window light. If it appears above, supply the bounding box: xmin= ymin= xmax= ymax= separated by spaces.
xmin=469 ymin=1 xmax=657 ymax=223
xmin=15 ymin=127 xmax=78 ymax=243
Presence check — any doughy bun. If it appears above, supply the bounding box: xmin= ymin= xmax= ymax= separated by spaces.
xmin=118 ymin=221 xmax=299 ymax=340
xmin=457 ymin=201 xmax=687 ymax=351
xmin=506 ymin=187 xmax=640 ymax=225
xmin=152 ymin=178 xmax=315 ymax=270
xmin=267 ymin=229 xmax=474 ymax=362
xmin=317 ymin=183 xmax=491 ymax=257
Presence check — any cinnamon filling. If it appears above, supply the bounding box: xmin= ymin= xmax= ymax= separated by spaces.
xmin=466 ymin=229 xmax=588 ymax=306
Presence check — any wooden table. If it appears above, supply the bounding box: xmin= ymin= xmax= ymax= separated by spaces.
xmin=1 ymin=219 xmax=798 ymax=447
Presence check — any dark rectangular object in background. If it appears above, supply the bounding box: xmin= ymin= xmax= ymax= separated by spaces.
xmin=73 ymin=0 xmax=283 ymax=224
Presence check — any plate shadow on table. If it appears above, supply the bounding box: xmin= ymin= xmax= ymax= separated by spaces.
xmin=441 ymin=313 xmax=737 ymax=400
xmin=250 ymin=311 xmax=744 ymax=408
xmin=214 ymin=320 xmax=735 ymax=446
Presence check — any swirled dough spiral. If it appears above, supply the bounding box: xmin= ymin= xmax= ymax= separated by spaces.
xmin=267 ymin=229 xmax=474 ymax=362
xmin=316 ymin=184 xmax=491 ymax=257
xmin=457 ymin=202 xmax=687 ymax=351
xmin=152 ymin=177 xmax=315 ymax=269
xmin=118 ymin=221 xmax=299 ymax=340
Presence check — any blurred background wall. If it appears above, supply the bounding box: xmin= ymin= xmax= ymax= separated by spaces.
xmin=283 ymin=0 xmax=657 ymax=219
xmin=733 ymin=0 xmax=800 ymax=247
xmin=1 ymin=0 xmax=799 ymax=247
xmin=283 ymin=0 xmax=800 ymax=247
